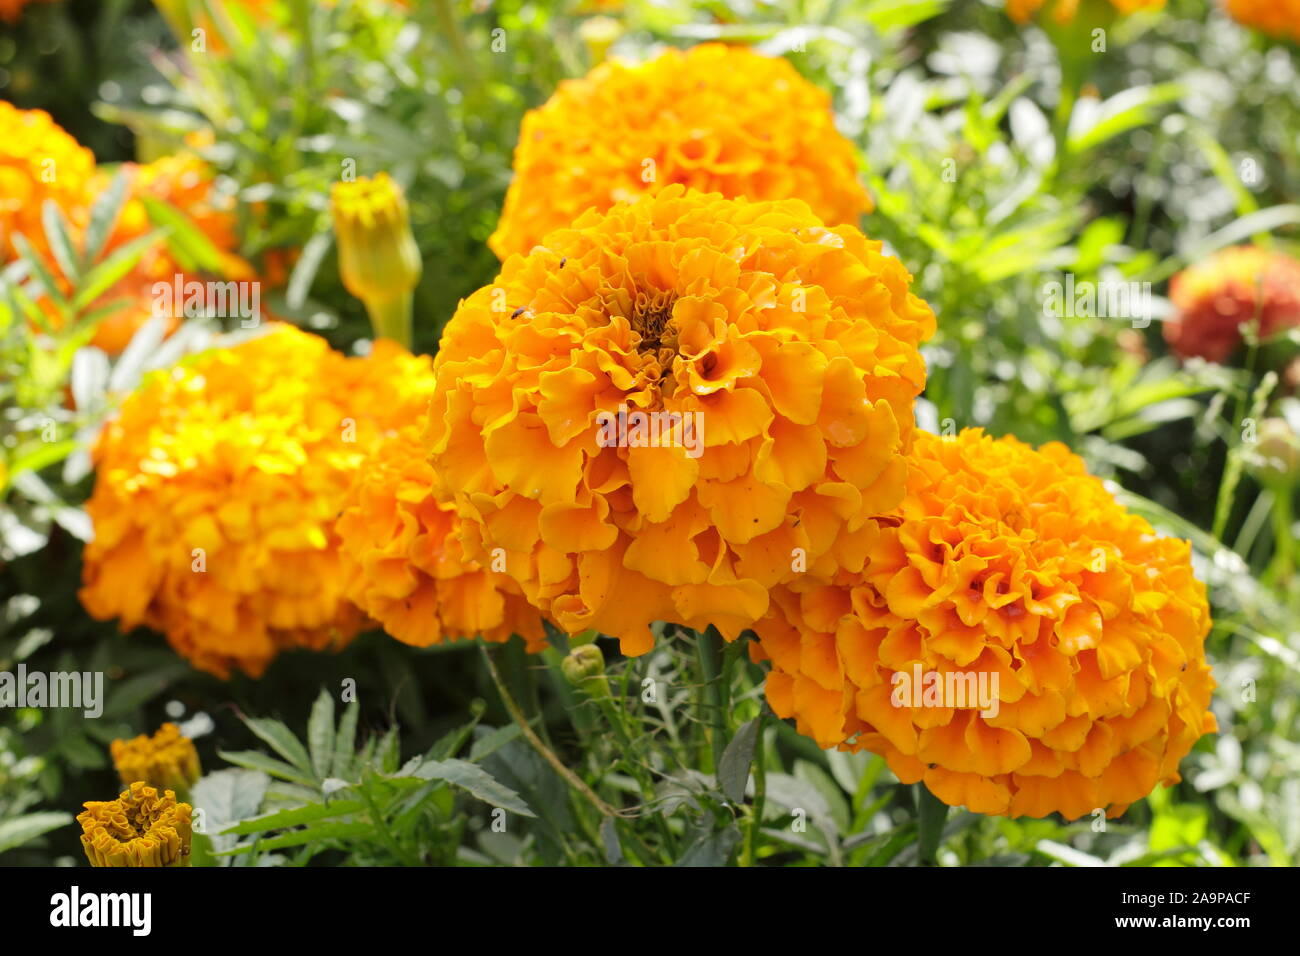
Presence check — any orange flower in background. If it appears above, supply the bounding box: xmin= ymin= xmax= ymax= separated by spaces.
xmin=337 ymin=427 xmax=548 ymax=651
xmin=78 ymin=782 xmax=192 ymax=868
xmin=1005 ymin=0 xmax=1163 ymax=24
xmin=0 ymin=102 xmax=95 ymax=262
xmin=0 ymin=0 xmax=56 ymax=23
xmin=1225 ymin=0 xmax=1300 ymax=43
xmin=753 ymin=428 xmax=1217 ymax=820
xmin=488 ymin=43 xmax=872 ymax=260
xmin=80 ymin=324 xmax=436 ymax=678
xmin=427 ymin=186 xmax=936 ymax=656
xmin=1165 ymin=246 xmax=1300 ymax=364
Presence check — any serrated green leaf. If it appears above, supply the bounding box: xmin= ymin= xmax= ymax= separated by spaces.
xmin=140 ymin=195 xmax=229 ymax=275
xmin=218 ymin=749 xmax=315 ymax=787
xmin=414 ymin=758 xmax=536 ymax=817
xmin=82 ymin=167 xmax=130 ymax=267
xmin=243 ymin=716 xmax=312 ymax=774
xmin=42 ymin=200 xmax=80 ymax=283
xmin=72 ymin=231 xmax=165 ymax=312
xmin=307 ymin=688 xmax=335 ymax=781
xmin=332 ymin=698 xmax=359 ymax=781
xmin=220 ymin=821 xmax=375 ymax=855
xmin=221 ymin=799 xmax=366 ymax=836
xmin=717 ymin=717 xmax=758 ymax=805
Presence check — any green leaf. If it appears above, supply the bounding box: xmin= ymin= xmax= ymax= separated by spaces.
xmin=0 ymin=812 xmax=73 ymax=854
xmin=674 ymin=824 xmax=742 ymax=866
xmin=221 ymin=799 xmax=366 ymax=836
xmin=221 ymin=821 xmax=375 ymax=855
xmin=717 ymin=717 xmax=758 ymax=805
xmin=140 ymin=195 xmax=229 ymax=276
xmin=307 ymin=688 xmax=335 ymax=781
xmin=191 ymin=768 xmax=270 ymax=861
xmin=11 ymin=233 xmax=68 ymax=312
xmin=218 ymin=749 xmax=316 ymax=787
xmin=243 ymin=716 xmax=313 ymax=775
xmin=42 ymin=200 xmax=80 ymax=283
xmin=413 ymin=759 xmax=536 ymax=817
xmin=332 ymin=698 xmax=359 ymax=781
xmin=286 ymin=231 xmax=333 ymax=310
xmin=72 ymin=231 xmax=165 ymax=313
xmin=82 ymin=167 xmax=130 ymax=268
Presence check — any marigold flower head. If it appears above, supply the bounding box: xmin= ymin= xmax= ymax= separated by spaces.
xmin=1165 ymin=246 xmax=1300 ymax=364
xmin=1225 ymin=0 xmax=1300 ymax=43
xmin=78 ymin=781 xmax=192 ymax=867
xmin=1005 ymin=0 xmax=1163 ymax=25
xmin=0 ymin=102 xmax=95 ymax=263
xmin=336 ymin=426 xmax=547 ymax=650
xmin=111 ymin=723 xmax=201 ymax=794
xmin=79 ymin=324 xmax=436 ymax=678
xmin=752 ymin=428 xmax=1217 ymax=819
xmin=427 ymin=186 xmax=936 ymax=656
xmin=488 ymin=43 xmax=872 ymax=260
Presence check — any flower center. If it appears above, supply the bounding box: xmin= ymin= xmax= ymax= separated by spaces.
xmin=630 ymin=289 xmax=678 ymax=355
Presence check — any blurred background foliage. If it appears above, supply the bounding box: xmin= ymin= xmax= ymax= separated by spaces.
xmin=1 ymin=0 xmax=1297 ymax=866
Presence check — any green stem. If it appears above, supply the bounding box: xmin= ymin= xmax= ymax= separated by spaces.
xmin=480 ymin=646 xmax=618 ymax=819
xmin=693 ymin=627 xmax=727 ymax=774
xmin=364 ymin=293 xmax=413 ymax=349
xmin=741 ymin=710 xmax=767 ymax=868
xmin=915 ymin=783 xmax=948 ymax=867
xmin=1269 ymin=485 xmax=1294 ymax=588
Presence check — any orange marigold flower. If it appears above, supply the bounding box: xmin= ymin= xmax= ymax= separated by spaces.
xmin=337 ymin=426 xmax=548 ymax=651
xmin=488 ymin=43 xmax=872 ymax=260
xmin=79 ymin=324 xmax=436 ymax=678
xmin=78 ymin=781 xmax=192 ymax=868
xmin=1224 ymin=0 xmax=1300 ymax=43
xmin=0 ymin=0 xmax=55 ymax=23
xmin=1005 ymin=0 xmax=1163 ymax=24
xmin=111 ymin=723 xmax=202 ymax=794
xmin=427 ymin=186 xmax=936 ymax=656
xmin=1165 ymin=246 xmax=1300 ymax=364
xmin=752 ymin=428 xmax=1217 ymax=819
xmin=0 ymin=102 xmax=95 ymax=263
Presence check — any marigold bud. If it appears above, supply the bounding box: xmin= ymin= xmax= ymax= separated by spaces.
xmin=111 ymin=723 xmax=202 ymax=795
xmin=562 ymin=643 xmax=610 ymax=698
xmin=330 ymin=172 xmax=422 ymax=346
xmin=78 ymin=781 xmax=193 ymax=868
xmin=578 ymin=16 xmax=623 ymax=65
xmin=1248 ymin=418 xmax=1300 ymax=487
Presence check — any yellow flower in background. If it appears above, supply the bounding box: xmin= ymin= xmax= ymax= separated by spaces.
xmin=0 ymin=102 xmax=95 ymax=263
xmin=1005 ymin=0 xmax=1163 ymax=24
xmin=336 ymin=426 xmax=548 ymax=651
xmin=752 ymin=428 xmax=1216 ymax=819
xmin=79 ymin=323 xmax=436 ymax=678
xmin=330 ymin=173 xmax=422 ymax=346
xmin=111 ymin=723 xmax=202 ymax=794
xmin=427 ymin=186 xmax=935 ymax=656
xmin=78 ymin=782 xmax=192 ymax=867
xmin=1224 ymin=0 xmax=1300 ymax=42
xmin=488 ymin=43 xmax=872 ymax=260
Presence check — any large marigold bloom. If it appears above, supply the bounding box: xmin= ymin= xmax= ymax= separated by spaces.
xmin=1225 ymin=0 xmax=1300 ymax=43
xmin=336 ymin=427 xmax=548 ymax=651
xmin=0 ymin=102 xmax=95 ymax=263
xmin=78 ymin=782 xmax=192 ymax=868
xmin=1005 ymin=0 xmax=1163 ymax=24
xmin=79 ymin=324 xmax=436 ymax=678
xmin=1165 ymin=246 xmax=1300 ymax=364
xmin=488 ymin=44 xmax=871 ymax=260
xmin=752 ymin=428 xmax=1217 ymax=819
xmin=427 ymin=186 xmax=935 ymax=656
